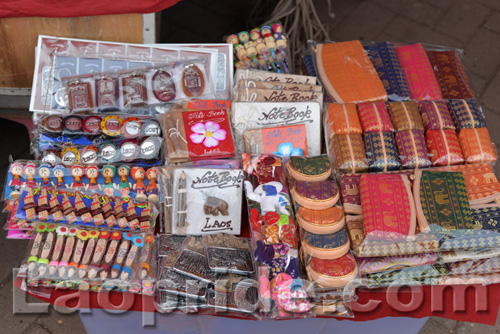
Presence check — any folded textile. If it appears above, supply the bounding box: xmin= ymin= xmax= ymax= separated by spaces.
xmin=325 ymin=103 xmax=362 ymax=137
xmin=414 ymin=170 xmax=473 ymax=233
xmin=426 ymin=129 xmax=465 ymax=166
xmin=315 ymin=41 xmax=387 ymax=103
xmin=364 ymin=131 xmax=400 ymax=172
xmin=358 ymin=101 xmax=395 ymax=132
xmin=357 ymin=253 xmax=438 ymax=275
xmin=388 ymin=101 xmax=424 ymax=131
xmin=458 ymin=128 xmax=497 ymax=164
xmin=436 ymin=163 xmax=500 ymax=205
xmin=365 ymin=264 xmax=449 ymax=286
xmin=364 ymin=41 xmax=411 ymax=102
xmin=448 ymin=99 xmax=486 ymax=129
xmin=330 ymin=133 xmax=369 ymax=173
xmin=360 ymin=173 xmax=416 ymax=240
xmin=418 ymin=100 xmax=455 ymax=131
xmin=427 ymin=50 xmax=475 ymax=100
xmin=395 ymin=43 xmax=443 ymax=101
xmin=395 ymin=130 xmax=432 ymax=169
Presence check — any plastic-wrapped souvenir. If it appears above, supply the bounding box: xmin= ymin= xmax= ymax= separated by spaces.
xmin=387 ymin=101 xmax=424 ymax=131
xmin=458 ymin=128 xmax=497 ymax=164
xmin=364 ymin=131 xmax=400 ymax=172
xmin=418 ymin=100 xmax=455 ymax=131
xmin=448 ymin=99 xmax=486 ymax=129
xmin=325 ymin=103 xmax=362 ymax=137
xmin=425 ymin=129 xmax=465 ymax=166
xmin=394 ymin=130 xmax=432 ymax=169
xmin=330 ymin=134 xmax=368 ymax=173
xmin=357 ymin=101 xmax=394 ymax=133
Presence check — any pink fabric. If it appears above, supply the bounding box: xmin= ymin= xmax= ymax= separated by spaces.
xmin=395 ymin=44 xmax=443 ymax=101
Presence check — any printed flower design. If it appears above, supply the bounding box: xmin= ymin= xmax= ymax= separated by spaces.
xmin=133 ymin=236 xmax=145 ymax=248
xmin=88 ymin=230 xmax=99 ymax=239
xmin=272 ymin=142 xmax=303 ymax=159
xmin=35 ymin=223 xmax=47 ymax=233
xmin=189 ymin=121 xmax=226 ymax=148
xmin=123 ymin=232 xmax=134 ymax=241
xmin=46 ymin=223 xmax=57 ymax=232
xmin=68 ymin=228 xmax=78 ymax=237
xmin=100 ymin=231 xmax=111 ymax=239
xmin=77 ymin=230 xmax=89 ymax=241
xmin=110 ymin=231 xmax=122 ymax=240
xmin=145 ymin=235 xmax=154 ymax=244
xmin=56 ymin=226 xmax=69 ymax=236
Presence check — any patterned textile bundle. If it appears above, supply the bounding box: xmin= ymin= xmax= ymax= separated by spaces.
xmin=330 ymin=133 xmax=369 ymax=173
xmin=448 ymin=99 xmax=486 ymax=129
xmin=358 ymin=101 xmax=394 ymax=132
xmin=395 ymin=43 xmax=443 ymax=101
xmin=315 ymin=41 xmax=388 ymax=103
xmin=364 ymin=131 xmax=400 ymax=172
xmin=359 ymin=174 xmax=416 ymax=240
xmin=425 ymin=129 xmax=465 ymax=166
xmin=458 ymin=128 xmax=497 ymax=164
xmin=395 ymin=130 xmax=432 ymax=169
xmin=418 ymin=100 xmax=456 ymax=131
xmin=325 ymin=103 xmax=362 ymax=137
xmin=427 ymin=50 xmax=475 ymax=100
xmin=364 ymin=41 xmax=411 ymax=102
xmin=388 ymin=101 xmax=424 ymax=131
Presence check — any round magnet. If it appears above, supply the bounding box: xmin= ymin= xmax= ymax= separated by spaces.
xmin=152 ymin=70 xmax=176 ymax=102
xmin=98 ymin=142 xmax=120 ymax=163
xmin=82 ymin=116 xmax=102 ymax=135
xmin=80 ymin=146 xmax=98 ymax=165
xmin=63 ymin=115 xmax=83 ymax=133
xmin=122 ymin=117 xmax=143 ymax=138
xmin=306 ymin=254 xmax=358 ymax=288
xmin=142 ymin=120 xmax=161 ymax=137
xmin=139 ymin=136 xmax=161 ymax=160
xmin=61 ymin=147 xmax=80 ymax=166
xmin=41 ymin=150 xmax=61 ymax=165
xmin=120 ymin=139 xmax=139 ymax=162
xmin=101 ymin=115 xmax=123 ymax=137
xmin=41 ymin=115 xmax=63 ymax=133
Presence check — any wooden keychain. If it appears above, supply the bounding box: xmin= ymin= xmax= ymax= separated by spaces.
xmin=35 ymin=225 xmax=56 ymax=277
xmin=36 ymin=188 xmax=50 ymax=221
xmin=238 ymin=31 xmax=262 ymax=69
xmin=145 ymin=168 xmax=159 ymax=203
xmin=272 ymin=23 xmax=289 ymax=73
xmin=74 ymin=192 xmax=92 ymax=223
xmin=111 ymin=233 xmax=132 ymax=279
xmin=99 ymin=231 xmax=122 ymax=280
xmin=67 ymin=230 xmax=89 ymax=278
xmin=126 ymin=200 xmax=140 ymax=230
xmin=102 ymin=165 xmax=117 ymax=198
xmin=117 ymin=166 xmax=132 ymax=199
xmin=49 ymin=226 xmax=69 ymax=275
xmin=140 ymin=235 xmax=154 ymax=279
xmin=102 ymin=195 xmax=116 ymax=228
xmin=58 ymin=227 xmax=78 ymax=278
xmin=120 ymin=235 xmax=144 ymax=281
xmin=77 ymin=230 xmax=99 ymax=279
xmin=250 ymin=28 xmax=275 ymax=72
xmin=49 ymin=189 xmax=63 ymax=222
xmin=61 ymin=192 xmax=77 ymax=224
xmin=8 ymin=162 xmax=23 ymax=200
xmin=28 ymin=223 xmax=46 ymax=273
xmin=51 ymin=164 xmax=66 ymax=189
xmin=87 ymin=232 xmax=110 ymax=279
xmin=114 ymin=197 xmax=128 ymax=229
xmin=139 ymin=202 xmax=151 ymax=232
xmin=24 ymin=162 xmax=37 ymax=189
xmin=85 ymin=165 xmax=100 ymax=191
xmin=261 ymin=26 xmax=281 ymax=73
xmin=226 ymin=34 xmax=252 ymax=69
xmin=69 ymin=164 xmax=85 ymax=189
xmin=22 ymin=187 xmax=37 ymax=221
xmin=131 ymin=167 xmax=147 ymax=203
xmin=90 ymin=193 xmax=104 ymax=226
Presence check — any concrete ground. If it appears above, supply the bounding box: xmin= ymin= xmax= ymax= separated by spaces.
xmin=1 ymin=0 xmax=500 ymax=333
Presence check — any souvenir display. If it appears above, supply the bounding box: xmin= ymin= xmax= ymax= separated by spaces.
xmin=232 ymin=102 xmax=321 ymax=156
xmin=312 ymin=40 xmax=387 ymax=103
xmin=427 ymin=50 xmax=475 ymax=100
xmin=243 ymin=124 xmax=307 ymax=157
xmin=168 ymin=168 xmax=243 ymax=235
xmin=8 ymin=34 xmax=500 ymax=321
xmin=395 ymin=43 xmax=443 ymax=101
xmin=363 ymin=41 xmax=410 ymax=102
xmin=163 ymin=109 xmax=235 ymax=164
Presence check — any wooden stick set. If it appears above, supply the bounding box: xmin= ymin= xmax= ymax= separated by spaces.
xmin=25 ymin=222 xmax=149 ymax=291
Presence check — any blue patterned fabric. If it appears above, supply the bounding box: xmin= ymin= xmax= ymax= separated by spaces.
xmin=448 ymin=99 xmax=486 ymax=129
xmin=364 ymin=42 xmax=410 ymax=102
xmin=364 ymin=131 xmax=400 ymax=172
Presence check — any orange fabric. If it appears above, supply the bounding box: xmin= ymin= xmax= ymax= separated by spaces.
xmin=316 ymin=41 xmax=387 ymax=103
xmin=458 ymin=128 xmax=497 ymax=164
xmin=325 ymin=103 xmax=362 ymax=137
